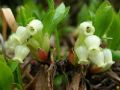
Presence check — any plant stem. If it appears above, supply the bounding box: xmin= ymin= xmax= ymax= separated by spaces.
xmin=55 ymin=30 xmax=61 ymax=60
xmin=14 ymin=64 xmax=23 ymax=90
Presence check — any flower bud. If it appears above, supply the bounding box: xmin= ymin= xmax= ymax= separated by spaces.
xmin=15 ymin=26 xmax=31 ymax=43
xmin=41 ymin=33 xmax=50 ymax=52
xmin=78 ymin=21 xmax=95 ymax=36
xmin=103 ymin=49 xmax=114 ymax=69
xmin=85 ymin=35 xmax=101 ymax=51
xmin=26 ymin=19 xmax=43 ymax=35
xmin=13 ymin=45 xmax=30 ymax=63
xmin=27 ymin=38 xmax=40 ymax=50
xmin=89 ymin=50 xmax=105 ymax=68
xmin=74 ymin=46 xmax=89 ymax=64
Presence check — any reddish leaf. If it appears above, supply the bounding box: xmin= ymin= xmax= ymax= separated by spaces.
xmin=38 ymin=48 xmax=48 ymax=62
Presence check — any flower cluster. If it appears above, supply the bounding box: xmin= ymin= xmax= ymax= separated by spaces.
xmin=6 ymin=19 xmax=43 ymax=63
xmin=74 ymin=21 xmax=114 ymax=72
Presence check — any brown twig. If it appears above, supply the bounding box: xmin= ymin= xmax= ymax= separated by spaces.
xmin=107 ymin=70 xmax=120 ymax=83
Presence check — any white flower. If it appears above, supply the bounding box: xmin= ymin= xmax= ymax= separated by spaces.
xmin=103 ymin=49 xmax=114 ymax=69
xmin=75 ymin=21 xmax=95 ymax=47
xmin=13 ymin=45 xmax=30 ymax=63
xmin=26 ymin=19 xmax=43 ymax=35
xmin=6 ymin=34 xmax=21 ymax=51
xmin=74 ymin=46 xmax=89 ymax=64
xmin=89 ymin=50 xmax=105 ymax=68
xmin=15 ymin=26 xmax=31 ymax=43
xmin=84 ymin=35 xmax=101 ymax=51
xmin=78 ymin=21 xmax=95 ymax=36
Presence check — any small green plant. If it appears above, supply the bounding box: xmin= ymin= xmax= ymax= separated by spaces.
xmin=74 ymin=21 xmax=114 ymax=73
xmin=1 ymin=0 xmax=120 ymax=90
xmin=0 ymin=0 xmax=69 ymax=89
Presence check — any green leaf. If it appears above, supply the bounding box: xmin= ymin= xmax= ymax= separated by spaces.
xmin=16 ymin=0 xmax=43 ymax=26
xmin=48 ymin=3 xmax=70 ymax=34
xmin=112 ymin=50 xmax=120 ymax=60
xmin=93 ymin=1 xmax=113 ymax=37
xmin=107 ymin=13 xmax=120 ymax=50
xmin=53 ymin=3 xmax=70 ymax=25
xmin=77 ymin=4 xmax=91 ymax=24
xmin=43 ymin=3 xmax=69 ymax=34
xmin=53 ymin=3 xmax=65 ymax=21
xmin=89 ymin=0 xmax=102 ymax=12
xmin=13 ymin=65 xmax=23 ymax=89
xmin=47 ymin=0 xmax=54 ymax=10
xmin=42 ymin=10 xmax=55 ymax=33
xmin=0 ymin=62 xmax=14 ymax=90
xmin=0 ymin=55 xmax=6 ymax=63
xmin=7 ymin=61 xmax=18 ymax=72
xmin=16 ymin=6 xmax=27 ymax=25
xmin=54 ymin=74 xmax=63 ymax=90
xmin=14 ymin=83 xmax=23 ymax=90
xmin=55 ymin=30 xmax=61 ymax=60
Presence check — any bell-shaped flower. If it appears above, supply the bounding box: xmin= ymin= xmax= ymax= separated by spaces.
xmin=13 ymin=45 xmax=30 ymax=63
xmin=103 ymin=49 xmax=115 ymax=69
xmin=74 ymin=46 xmax=89 ymax=64
xmin=78 ymin=21 xmax=95 ymax=36
xmin=85 ymin=35 xmax=101 ymax=51
xmin=15 ymin=26 xmax=31 ymax=43
xmin=75 ymin=21 xmax=95 ymax=47
xmin=89 ymin=50 xmax=105 ymax=68
xmin=26 ymin=19 xmax=43 ymax=35
xmin=5 ymin=34 xmax=21 ymax=51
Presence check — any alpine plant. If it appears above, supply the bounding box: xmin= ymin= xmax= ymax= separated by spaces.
xmin=74 ymin=21 xmax=114 ymax=72
xmin=5 ymin=19 xmax=49 ymax=63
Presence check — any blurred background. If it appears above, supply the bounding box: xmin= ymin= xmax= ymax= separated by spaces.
xmin=1 ymin=0 xmax=120 ymax=26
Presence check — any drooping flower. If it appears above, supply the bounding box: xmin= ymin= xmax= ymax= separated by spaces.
xmin=15 ymin=26 xmax=31 ymax=43
xmin=13 ymin=45 xmax=30 ymax=63
xmin=26 ymin=19 xmax=43 ymax=35
xmin=103 ymin=48 xmax=115 ymax=69
xmin=5 ymin=34 xmax=21 ymax=51
xmin=75 ymin=21 xmax=95 ymax=47
xmin=74 ymin=46 xmax=89 ymax=64
xmin=84 ymin=35 xmax=101 ymax=51
xmin=78 ymin=21 xmax=95 ymax=36
xmin=89 ymin=50 xmax=105 ymax=68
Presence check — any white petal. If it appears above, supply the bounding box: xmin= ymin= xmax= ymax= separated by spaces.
xmin=13 ymin=45 xmax=30 ymax=63
xmin=16 ymin=26 xmax=31 ymax=43
xmin=27 ymin=19 xmax=43 ymax=35
xmin=74 ymin=46 xmax=89 ymax=64
xmin=78 ymin=21 xmax=95 ymax=36
xmin=85 ymin=35 xmax=101 ymax=51
xmin=89 ymin=50 xmax=105 ymax=67
xmin=103 ymin=49 xmax=114 ymax=67
xmin=6 ymin=34 xmax=21 ymax=51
